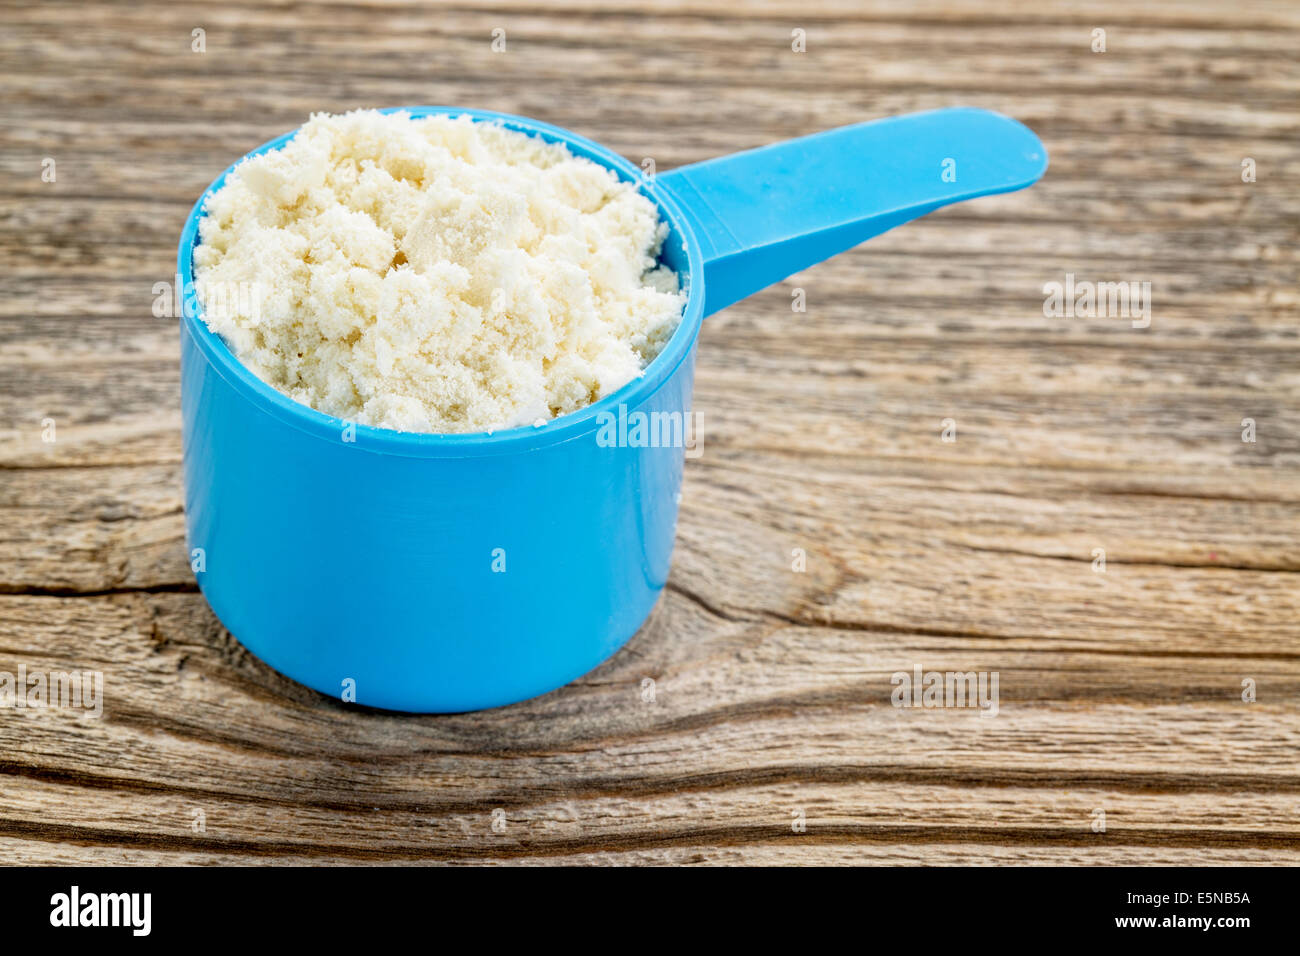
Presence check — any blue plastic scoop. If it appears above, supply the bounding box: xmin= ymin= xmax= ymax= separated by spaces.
xmin=177 ymin=106 xmax=1046 ymax=712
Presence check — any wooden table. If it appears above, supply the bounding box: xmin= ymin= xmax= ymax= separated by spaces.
xmin=2 ymin=0 xmax=1297 ymax=865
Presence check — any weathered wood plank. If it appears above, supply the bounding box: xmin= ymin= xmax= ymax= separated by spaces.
xmin=0 ymin=590 xmax=1296 ymax=864
xmin=0 ymin=0 xmax=1297 ymax=865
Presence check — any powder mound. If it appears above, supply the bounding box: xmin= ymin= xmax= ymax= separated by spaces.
xmin=193 ymin=109 xmax=686 ymax=434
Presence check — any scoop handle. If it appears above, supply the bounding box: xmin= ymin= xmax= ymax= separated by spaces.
xmin=656 ymin=107 xmax=1047 ymax=316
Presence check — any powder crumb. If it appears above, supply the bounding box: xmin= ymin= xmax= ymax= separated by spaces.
xmin=194 ymin=109 xmax=685 ymax=434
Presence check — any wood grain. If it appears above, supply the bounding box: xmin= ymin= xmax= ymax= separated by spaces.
xmin=1 ymin=0 xmax=1297 ymax=864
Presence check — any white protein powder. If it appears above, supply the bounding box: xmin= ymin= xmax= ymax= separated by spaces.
xmin=193 ymin=110 xmax=686 ymax=434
